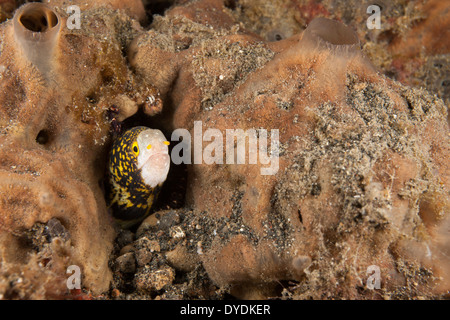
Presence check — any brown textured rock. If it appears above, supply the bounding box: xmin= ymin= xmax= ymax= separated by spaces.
xmin=135 ymin=264 xmax=175 ymax=293
xmin=130 ymin=0 xmax=449 ymax=299
xmin=0 ymin=0 xmax=16 ymax=23
xmin=0 ymin=2 xmax=156 ymax=296
xmin=115 ymin=252 xmax=136 ymax=274
xmin=134 ymin=237 xmax=160 ymax=267
xmin=165 ymin=243 xmax=198 ymax=272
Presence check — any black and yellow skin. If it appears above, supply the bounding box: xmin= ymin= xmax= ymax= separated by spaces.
xmin=106 ymin=126 xmax=162 ymax=228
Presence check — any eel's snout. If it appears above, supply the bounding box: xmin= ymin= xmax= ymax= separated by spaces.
xmin=137 ymin=129 xmax=171 ymax=188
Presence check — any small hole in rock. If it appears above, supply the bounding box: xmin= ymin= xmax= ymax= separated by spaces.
xmin=144 ymin=0 xmax=175 ymax=24
xmin=311 ymin=183 xmax=321 ymax=196
xmin=36 ymin=130 xmax=50 ymax=145
xmin=86 ymin=93 xmax=98 ymax=104
xmin=405 ymin=98 xmax=413 ymax=111
xmin=224 ymin=0 xmax=237 ymax=10
xmin=267 ymin=30 xmax=285 ymax=42
xmin=377 ymin=30 xmax=395 ymax=44
xmin=100 ymin=68 xmax=115 ymax=85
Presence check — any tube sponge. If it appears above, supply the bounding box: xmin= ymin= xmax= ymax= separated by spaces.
xmin=295 ymin=17 xmax=368 ymax=102
xmin=301 ymin=17 xmax=360 ymax=54
xmin=13 ymin=3 xmax=61 ymax=79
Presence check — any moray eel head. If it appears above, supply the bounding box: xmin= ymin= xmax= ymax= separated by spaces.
xmin=136 ymin=129 xmax=170 ymax=188
xmin=107 ymin=126 xmax=170 ymax=229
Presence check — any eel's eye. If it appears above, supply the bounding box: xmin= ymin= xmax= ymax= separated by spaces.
xmin=132 ymin=142 xmax=139 ymax=155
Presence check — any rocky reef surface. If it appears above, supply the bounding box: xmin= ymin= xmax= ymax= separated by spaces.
xmin=0 ymin=0 xmax=448 ymax=300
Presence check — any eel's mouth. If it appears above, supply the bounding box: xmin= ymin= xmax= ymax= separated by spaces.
xmin=140 ymin=153 xmax=170 ymax=188
xmin=143 ymin=153 xmax=170 ymax=170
